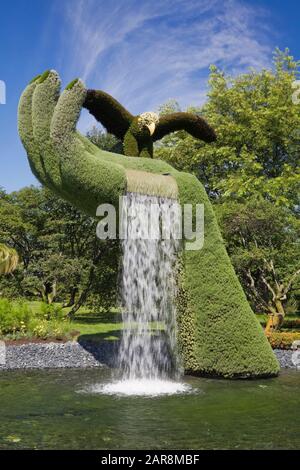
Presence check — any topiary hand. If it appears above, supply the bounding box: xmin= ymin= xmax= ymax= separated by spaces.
xmin=18 ymin=70 xmax=279 ymax=378
xmin=18 ymin=71 xmax=178 ymax=217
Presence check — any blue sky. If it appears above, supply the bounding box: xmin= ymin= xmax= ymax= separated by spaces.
xmin=0 ymin=0 xmax=300 ymax=192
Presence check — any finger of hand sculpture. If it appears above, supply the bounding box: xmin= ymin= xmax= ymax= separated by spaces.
xmin=18 ymin=71 xmax=279 ymax=378
xmin=83 ymin=90 xmax=217 ymax=158
xmin=32 ymin=70 xmax=62 ymax=191
xmin=18 ymin=74 xmax=45 ymax=183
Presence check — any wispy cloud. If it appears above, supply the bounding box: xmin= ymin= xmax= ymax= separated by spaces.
xmin=54 ymin=0 xmax=272 ymax=131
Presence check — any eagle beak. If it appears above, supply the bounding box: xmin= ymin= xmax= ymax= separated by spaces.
xmin=147 ymin=122 xmax=156 ymax=136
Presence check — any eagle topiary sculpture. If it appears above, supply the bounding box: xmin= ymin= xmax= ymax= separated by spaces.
xmin=84 ymin=90 xmax=216 ymax=158
xmin=18 ymin=70 xmax=279 ymax=378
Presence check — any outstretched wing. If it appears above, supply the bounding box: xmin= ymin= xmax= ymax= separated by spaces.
xmin=83 ymin=90 xmax=133 ymax=140
xmin=153 ymin=112 xmax=216 ymax=143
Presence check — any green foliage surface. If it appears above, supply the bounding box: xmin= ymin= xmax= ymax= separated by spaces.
xmin=216 ymin=198 xmax=300 ymax=319
xmin=174 ymin=173 xmax=279 ymax=377
xmin=0 ymin=187 xmax=120 ymax=312
xmin=156 ymin=49 xmax=300 ymax=208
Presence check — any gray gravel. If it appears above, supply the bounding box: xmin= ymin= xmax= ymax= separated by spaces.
xmin=274 ymin=349 xmax=298 ymax=370
xmin=0 ymin=340 xmax=118 ymax=370
xmin=0 ymin=341 xmax=298 ymax=371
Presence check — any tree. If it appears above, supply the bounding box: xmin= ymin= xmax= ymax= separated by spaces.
xmin=217 ymin=198 xmax=300 ymax=331
xmin=86 ymin=126 xmax=123 ymax=154
xmin=0 ymin=187 xmax=43 ymax=269
xmin=155 ymin=49 xmax=300 ymax=329
xmin=156 ymin=49 xmax=300 ymax=208
xmin=0 ymin=187 xmax=120 ymax=311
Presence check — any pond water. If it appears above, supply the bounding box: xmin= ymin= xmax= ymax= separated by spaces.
xmin=0 ymin=368 xmax=299 ymax=450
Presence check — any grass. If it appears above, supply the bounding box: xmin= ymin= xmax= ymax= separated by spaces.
xmin=40 ymin=302 xmax=123 ymax=340
xmin=2 ymin=300 xmax=299 ymax=346
xmin=71 ymin=308 xmax=123 ymax=342
xmin=4 ymin=300 xmax=163 ymax=343
xmin=0 ymin=300 xmax=123 ymax=342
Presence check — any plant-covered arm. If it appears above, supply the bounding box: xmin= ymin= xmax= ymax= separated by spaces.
xmin=153 ymin=112 xmax=217 ymax=143
xmin=83 ymin=90 xmax=133 ymax=139
xmin=18 ymin=71 xmax=179 ymax=217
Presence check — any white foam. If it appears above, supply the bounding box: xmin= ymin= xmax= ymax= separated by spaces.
xmin=89 ymin=379 xmax=191 ymax=397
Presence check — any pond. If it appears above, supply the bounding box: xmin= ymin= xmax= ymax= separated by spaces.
xmin=0 ymin=368 xmax=299 ymax=450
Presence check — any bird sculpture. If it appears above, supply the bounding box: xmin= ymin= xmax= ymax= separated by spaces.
xmin=84 ymin=90 xmax=216 ymax=158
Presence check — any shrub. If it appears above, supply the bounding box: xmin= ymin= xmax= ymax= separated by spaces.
xmin=267 ymin=331 xmax=300 ymax=350
xmin=258 ymin=316 xmax=300 ymax=330
xmin=0 ymin=298 xmax=71 ymax=340
xmin=282 ymin=319 xmax=300 ymax=330
xmin=36 ymin=302 xmax=64 ymax=321
xmin=29 ymin=318 xmax=71 ymax=340
xmin=0 ymin=298 xmax=31 ymax=335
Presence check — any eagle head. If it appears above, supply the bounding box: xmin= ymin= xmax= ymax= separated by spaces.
xmin=137 ymin=112 xmax=159 ymax=136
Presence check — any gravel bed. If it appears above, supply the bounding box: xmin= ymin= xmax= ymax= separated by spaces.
xmin=0 ymin=341 xmax=298 ymax=371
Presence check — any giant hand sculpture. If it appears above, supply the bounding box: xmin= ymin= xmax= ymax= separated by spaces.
xmin=18 ymin=71 xmax=279 ymax=378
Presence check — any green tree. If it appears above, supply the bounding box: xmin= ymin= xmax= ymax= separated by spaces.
xmin=0 ymin=187 xmax=120 ymax=312
xmin=156 ymin=49 xmax=300 ymax=207
xmin=86 ymin=126 xmax=123 ymax=154
xmin=217 ymin=198 xmax=300 ymax=331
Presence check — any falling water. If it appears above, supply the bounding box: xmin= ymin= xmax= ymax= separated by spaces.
xmin=101 ymin=192 xmax=190 ymax=396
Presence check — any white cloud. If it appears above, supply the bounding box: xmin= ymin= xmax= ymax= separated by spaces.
xmin=56 ymin=0 xmax=273 ymax=128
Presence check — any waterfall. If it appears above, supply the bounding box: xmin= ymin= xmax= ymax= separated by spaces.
xmin=118 ymin=192 xmax=181 ymax=381
xmin=100 ymin=192 xmax=190 ymax=396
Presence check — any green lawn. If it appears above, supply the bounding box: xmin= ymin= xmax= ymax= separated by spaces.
xmin=3 ymin=300 xmax=299 ymax=343
xmin=71 ymin=309 xmax=123 ymax=342
xmin=28 ymin=301 xmax=124 ymax=340
xmin=10 ymin=301 xmax=163 ymax=343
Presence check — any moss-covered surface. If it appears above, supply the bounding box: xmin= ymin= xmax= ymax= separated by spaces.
xmin=153 ymin=112 xmax=217 ymax=143
xmin=18 ymin=71 xmax=279 ymax=378
xmin=123 ymin=117 xmax=154 ymax=158
xmin=174 ymin=172 xmax=279 ymax=377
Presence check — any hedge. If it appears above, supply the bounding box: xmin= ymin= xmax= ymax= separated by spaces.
xmin=267 ymin=332 xmax=300 ymax=350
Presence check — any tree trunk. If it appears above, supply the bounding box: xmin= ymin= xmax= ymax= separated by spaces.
xmin=67 ymin=266 xmax=95 ymax=319
xmin=40 ymin=285 xmax=48 ymax=303
xmin=67 ymin=289 xmax=89 ymax=318
xmin=63 ymin=287 xmax=78 ymax=308
xmin=47 ymin=281 xmax=57 ymax=304
xmin=265 ymin=313 xmax=283 ymax=333
xmin=265 ymin=299 xmax=285 ymax=333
